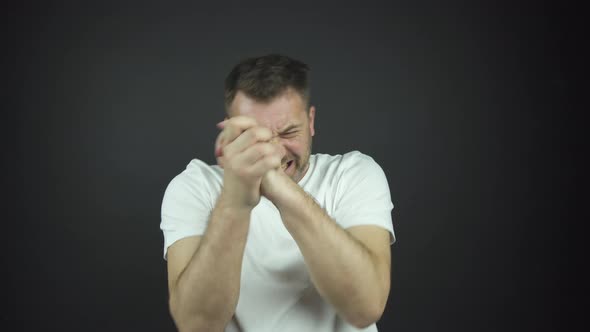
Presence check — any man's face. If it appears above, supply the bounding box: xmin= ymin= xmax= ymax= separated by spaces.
xmin=228 ymin=89 xmax=316 ymax=183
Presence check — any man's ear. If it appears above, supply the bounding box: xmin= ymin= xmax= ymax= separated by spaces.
xmin=308 ymin=106 xmax=316 ymax=137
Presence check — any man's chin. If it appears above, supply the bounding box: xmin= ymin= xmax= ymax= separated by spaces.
xmin=289 ymin=166 xmax=306 ymax=183
xmin=281 ymin=158 xmax=309 ymax=183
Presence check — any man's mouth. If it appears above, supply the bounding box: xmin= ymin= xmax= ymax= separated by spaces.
xmin=282 ymin=160 xmax=294 ymax=171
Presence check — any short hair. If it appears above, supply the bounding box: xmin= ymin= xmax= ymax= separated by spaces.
xmin=224 ymin=54 xmax=310 ymax=112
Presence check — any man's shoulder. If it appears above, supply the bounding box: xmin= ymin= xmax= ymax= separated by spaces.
xmin=307 ymin=151 xmax=390 ymax=206
xmin=185 ymin=158 xmax=222 ymax=175
xmin=165 ymin=158 xmax=223 ymax=193
xmin=313 ymin=150 xmax=380 ymax=172
xmin=306 ymin=151 xmax=384 ymax=187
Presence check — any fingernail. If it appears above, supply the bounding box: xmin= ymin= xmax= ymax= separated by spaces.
xmin=216 ymin=120 xmax=226 ymax=129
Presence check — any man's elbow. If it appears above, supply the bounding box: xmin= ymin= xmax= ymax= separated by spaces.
xmin=174 ymin=319 xmax=220 ymax=332
xmin=170 ymin=311 xmax=225 ymax=332
xmin=347 ymin=302 xmax=386 ymax=329
xmin=169 ymin=296 xmax=226 ymax=332
xmin=169 ymin=296 xmax=197 ymax=332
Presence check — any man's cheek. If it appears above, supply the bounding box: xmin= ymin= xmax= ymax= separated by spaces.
xmin=287 ymin=137 xmax=305 ymax=149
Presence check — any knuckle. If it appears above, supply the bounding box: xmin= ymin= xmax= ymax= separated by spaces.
xmin=247 ymin=128 xmax=261 ymax=142
xmin=267 ymin=155 xmax=281 ymax=167
xmin=263 ymin=143 xmax=276 ymax=156
xmin=251 ymin=128 xmax=263 ymax=141
xmin=245 ymin=116 xmax=257 ymax=126
xmin=252 ymin=127 xmax=271 ymax=142
xmin=255 ymin=143 xmax=271 ymax=157
xmin=259 ymin=127 xmax=273 ymax=139
xmin=273 ymin=144 xmax=284 ymax=154
xmin=236 ymin=116 xmax=256 ymax=128
xmin=221 ymin=145 xmax=232 ymax=158
xmin=224 ymin=120 xmax=236 ymax=132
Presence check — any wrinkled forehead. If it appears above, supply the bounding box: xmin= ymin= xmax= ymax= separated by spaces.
xmin=229 ymin=90 xmax=306 ymax=132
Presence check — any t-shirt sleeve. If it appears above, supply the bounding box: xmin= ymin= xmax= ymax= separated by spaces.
xmin=160 ymin=171 xmax=213 ymax=260
xmin=333 ymin=153 xmax=396 ymax=244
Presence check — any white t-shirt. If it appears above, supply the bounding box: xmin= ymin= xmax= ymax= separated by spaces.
xmin=160 ymin=151 xmax=396 ymax=332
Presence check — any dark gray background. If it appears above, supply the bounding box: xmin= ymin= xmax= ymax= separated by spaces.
xmin=3 ymin=1 xmax=582 ymax=331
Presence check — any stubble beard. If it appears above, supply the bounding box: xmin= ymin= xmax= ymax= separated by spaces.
xmin=291 ymin=138 xmax=313 ymax=183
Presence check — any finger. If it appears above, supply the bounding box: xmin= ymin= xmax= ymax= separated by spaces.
xmin=216 ymin=155 xmax=225 ymax=168
xmin=216 ymin=119 xmax=228 ymax=129
xmin=219 ymin=116 xmax=259 ymax=149
xmin=215 ymin=116 xmax=255 ymax=157
xmin=246 ymin=153 xmax=282 ymax=177
xmin=215 ymin=130 xmax=225 ymax=157
xmin=273 ymin=141 xmax=287 ymax=162
xmin=223 ymin=126 xmax=273 ymax=158
xmin=231 ymin=142 xmax=277 ymax=168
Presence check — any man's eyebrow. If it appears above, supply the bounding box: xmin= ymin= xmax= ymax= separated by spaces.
xmin=278 ymin=124 xmax=301 ymax=133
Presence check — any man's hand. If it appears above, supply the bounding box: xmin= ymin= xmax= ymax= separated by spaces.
xmin=260 ymin=167 xmax=294 ymax=202
xmin=215 ymin=116 xmax=285 ymax=209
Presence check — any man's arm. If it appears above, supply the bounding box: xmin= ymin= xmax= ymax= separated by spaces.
xmin=261 ymin=170 xmax=391 ymax=328
xmin=166 ymin=117 xmax=284 ymax=331
xmin=167 ymin=194 xmax=252 ymax=332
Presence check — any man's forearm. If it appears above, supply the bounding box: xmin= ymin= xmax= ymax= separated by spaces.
xmin=170 ymin=193 xmax=251 ymax=331
xmin=269 ymin=180 xmax=387 ymax=327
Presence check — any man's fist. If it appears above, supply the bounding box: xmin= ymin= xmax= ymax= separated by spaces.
xmin=215 ymin=116 xmax=285 ymax=209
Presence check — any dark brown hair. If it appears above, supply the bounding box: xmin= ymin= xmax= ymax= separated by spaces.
xmin=224 ymin=54 xmax=310 ymax=112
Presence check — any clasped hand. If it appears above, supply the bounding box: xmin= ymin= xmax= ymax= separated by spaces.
xmin=214 ymin=116 xmax=290 ymax=209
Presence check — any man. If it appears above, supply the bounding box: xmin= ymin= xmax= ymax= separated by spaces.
xmin=160 ymin=54 xmax=396 ymax=332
